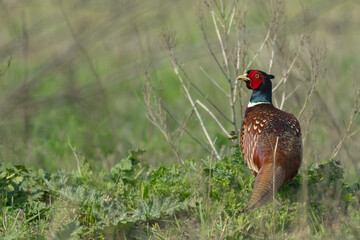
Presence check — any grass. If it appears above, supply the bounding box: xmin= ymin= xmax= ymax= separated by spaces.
xmin=0 ymin=150 xmax=359 ymax=239
xmin=0 ymin=0 xmax=359 ymax=238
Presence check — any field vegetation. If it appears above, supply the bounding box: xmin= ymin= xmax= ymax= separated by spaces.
xmin=0 ymin=0 xmax=360 ymax=239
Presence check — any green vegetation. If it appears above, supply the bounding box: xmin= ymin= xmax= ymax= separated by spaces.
xmin=1 ymin=149 xmax=360 ymax=239
xmin=0 ymin=0 xmax=359 ymax=239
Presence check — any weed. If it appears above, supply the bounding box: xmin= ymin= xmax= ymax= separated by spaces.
xmin=1 ymin=150 xmax=359 ymax=239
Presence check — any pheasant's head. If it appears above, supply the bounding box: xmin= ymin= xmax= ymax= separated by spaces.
xmin=237 ymin=70 xmax=274 ymax=90
xmin=237 ymin=70 xmax=275 ymax=105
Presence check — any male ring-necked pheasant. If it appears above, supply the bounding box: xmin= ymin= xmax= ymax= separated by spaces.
xmin=236 ymin=70 xmax=302 ymax=213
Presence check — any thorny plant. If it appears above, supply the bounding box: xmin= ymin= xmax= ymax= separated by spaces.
xmin=143 ymin=0 xmax=359 ymax=166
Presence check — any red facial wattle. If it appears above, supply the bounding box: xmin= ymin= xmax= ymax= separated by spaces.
xmin=248 ymin=70 xmax=263 ymax=90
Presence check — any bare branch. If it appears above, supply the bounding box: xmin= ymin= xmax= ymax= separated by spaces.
xmin=298 ymin=39 xmax=326 ymax=120
xmin=330 ymin=86 xmax=360 ymax=160
xmin=279 ymin=83 xmax=287 ymax=110
xmin=284 ymin=85 xmax=300 ymax=101
xmin=176 ymin=68 xmax=220 ymax=159
xmin=349 ymin=128 xmax=360 ymax=138
xmin=268 ymin=35 xmax=277 ymax=74
xmin=179 ymin=64 xmax=232 ymax=123
xmin=196 ymin=99 xmax=231 ymax=138
xmin=163 ymin=32 xmax=221 ymax=159
xmin=198 ymin=9 xmax=228 ymax=79
xmin=143 ymin=72 xmax=185 ymax=165
xmin=297 ymin=77 xmax=316 ymax=120
xmin=172 ymin=64 xmax=221 ymax=159
xmin=162 ymin=101 xmax=211 ymax=155
xmin=209 ymin=6 xmax=238 ymax=132
xmin=211 ymin=10 xmax=230 ymax=77
xmin=272 ymin=47 xmax=301 ymax=92
xmin=200 ymin=66 xmax=229 ymax=96
xmin=226 ymin=8 xmax=236 ymax=37
xmin=244 ymin=29 xmax=270 ymax=72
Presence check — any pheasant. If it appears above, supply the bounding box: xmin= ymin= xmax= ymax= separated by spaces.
xmin=236 ymin=70 xmax=302 ymax=213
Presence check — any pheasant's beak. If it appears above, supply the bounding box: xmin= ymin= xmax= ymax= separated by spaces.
xmin=236 ymin=74 xmax=250 ymax=81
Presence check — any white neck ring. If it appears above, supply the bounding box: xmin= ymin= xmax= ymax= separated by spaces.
xmin=247 ymin=102 xmax=271 ymax=108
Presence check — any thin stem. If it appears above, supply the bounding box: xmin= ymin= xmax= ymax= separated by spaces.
xmin=162 ymin=102 xmax=211 ymax=155
xmin=273 ymin=136 xmax=279 ymax=234
xmin=236 ymin=34 xmax=241 ymax=74
xmin=272 ymin=51 xmax=300 ymax=92
xmin=211 ymin=10 xmax=230 ymax=78
xmin=180 ymin=64 xmax=232 ymax=123
xmin=284 ymin=86 xmax=300 ymax=101
xmin=226 ymin=8 xmax=236 ymax=37
xmin=210 ymin=9 xmax=237 ymax=134
xmin=245 ymin=29 xmax=270 ymax=72
xmin=145 ymin=73 xmax=211 ymax=154
xmin=330 ymin=87 xmax=360 ymax=160
xmin=298 ymin=75 xmax=316 ymax=121
xmin=200 ymin=21 xmax=228 ymax=79
xmin=196 ymin=100 xmax=231 ymax=138
xmin=268 ymin=35 xmax=277 ymax=73
xmin=279 ymin=76 xmax=287 ymax=110
xmin=219 ymin=216 xmax=229 ymax=240
xmin=68 ymin=142 xmax=83 ymax=178
xmin=11 ymin=210 xmax=22 ymax=231
xmin=200 ymin=66 xmax=229 ymax=96
xmin=349 ymin=128 xmax=360 ymax=138
xmin=170 ymin=51 xmax=221 ymax=160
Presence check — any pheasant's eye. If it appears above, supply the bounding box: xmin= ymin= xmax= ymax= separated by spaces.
xmin=254 ymin=73 xmax=260 ymax=78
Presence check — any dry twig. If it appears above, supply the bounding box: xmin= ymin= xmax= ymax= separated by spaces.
xmin=143 ymin=72 xmax=185 ymax=165
xmin=330 ymin=86 xmax=360 ymax=160
xmin=170 ymin=56 xmax=221 ymax=160
xmin=196 ymin=99 xmax=231 ymax=138
xmin=298 ymin=40 xmax=326 ymax=120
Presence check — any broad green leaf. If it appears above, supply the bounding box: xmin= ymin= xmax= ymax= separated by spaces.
xmin=119 ymin=158 xmax=132 ymax=171
xmin=6 ymin=183 xmax=14 ymax=191
xmin=12 ymin=176 xmax=23 ymax=184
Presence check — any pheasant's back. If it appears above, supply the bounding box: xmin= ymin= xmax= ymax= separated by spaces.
xmin=241 ymin=103 xmax=302 ymax=178
xmin=239 ymin=103 xmax=302 ymax=212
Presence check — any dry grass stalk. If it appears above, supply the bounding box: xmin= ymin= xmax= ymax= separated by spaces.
xmin=272 ymin=136 xmax=279 ymax=234
xmin=330 ymin=86 xmax=360 ymax=160
xmin=179 ymin=64 xmax=232 ymax=124
xmin=196 ymin=100 xmax=231 ymax=138
xmin=273 ymin=47 xmax=301 ymax=90
xmin=219 ymin=216 xmax=229 ymax=240
xmin=245 ymin=29 xmax=271 ymax=73
xmin=166 ymin=43 xmax=221 ymax=160
xmin=143 ymin=72 xmax=185 ymax=165
xmin=298 ymin=38 xmax=326 ymax=120
xmin=268 ymin=35 xmax=277 ymax=74
xmin=68 ymin=141 xmax=84 ymax=178
xmin=142 ymin=62 xmax=212 ymax=156
xmin=199 ymin=1 xmax=241 ymax=136
xmin=211 ymin=9 xmax=230 ymax=78
xmin=200 ymin=66 xmax=229 ymax=96
xmin=209 ymin=4 xmax=238 ymax=136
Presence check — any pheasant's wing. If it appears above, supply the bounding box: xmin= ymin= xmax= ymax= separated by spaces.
xmin=239 ymin=162 xmax=285 ymax=213
xmin=240 ymin=121 xmax=261 ymax=174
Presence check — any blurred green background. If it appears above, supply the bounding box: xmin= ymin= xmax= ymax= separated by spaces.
xmin=0 ymin=0 xmax=359 ymax=182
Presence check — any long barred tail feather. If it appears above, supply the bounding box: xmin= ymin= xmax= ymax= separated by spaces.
xmin=238 ymin=162 xmax=285 ymax=214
